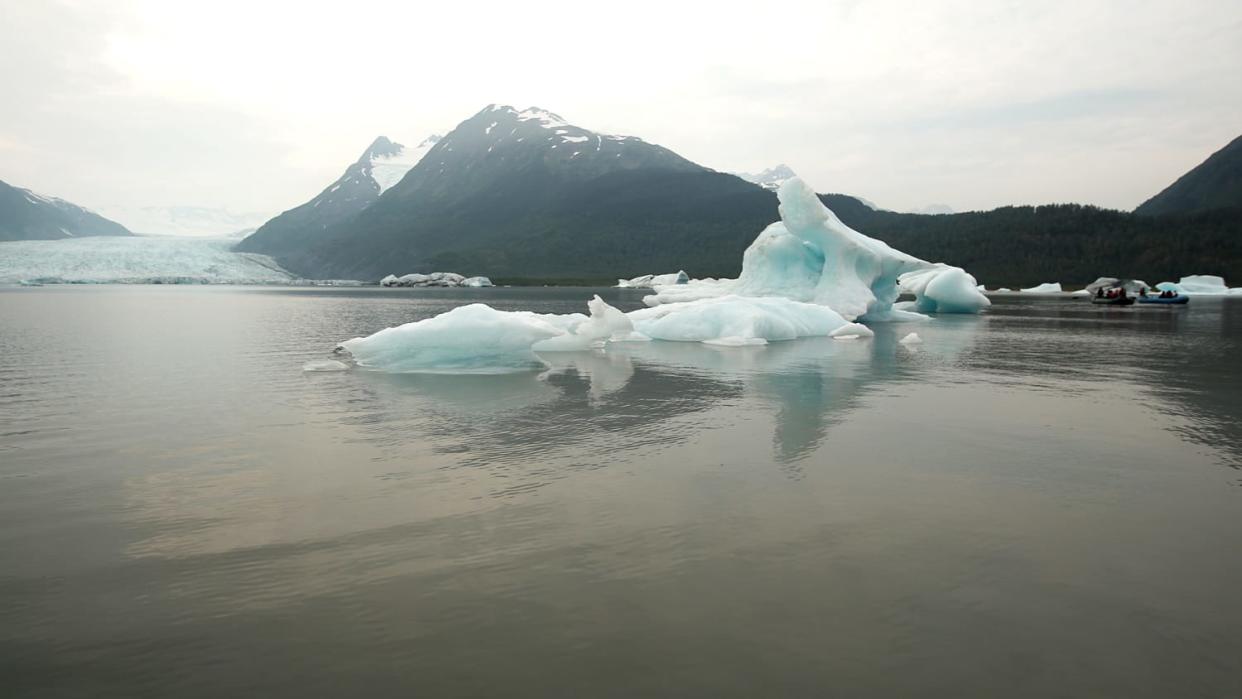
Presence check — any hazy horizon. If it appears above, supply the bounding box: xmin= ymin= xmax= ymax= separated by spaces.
xmin=3 ymin=0 xmax=1240 ymax=228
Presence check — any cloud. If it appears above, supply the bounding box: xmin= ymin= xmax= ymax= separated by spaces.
xmin=1 ymin=0 xmax=1240 ymax=216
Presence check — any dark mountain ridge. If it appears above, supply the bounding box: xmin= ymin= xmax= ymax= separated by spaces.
xmin=1135 ymin=134 xmax=1242 ymax=216
xmin=0 ymin=179 xmax=132 ymax=241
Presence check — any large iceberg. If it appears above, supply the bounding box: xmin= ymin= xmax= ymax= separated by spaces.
xmin=643 ymin=179 xmax=988 ymax=320
xmin=333 ymin=177 xmax=987 ymax=372
xmin=1155 ymin=275 xmax=1242 ymax=296
xmin=380 ymin=272 xmax=493 ymax=287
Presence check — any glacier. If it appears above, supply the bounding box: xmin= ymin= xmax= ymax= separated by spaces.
xmin=0 ymin=236 xmax=296 ymax=285
xmin=333 ymin=177 xmax=987 ymax=373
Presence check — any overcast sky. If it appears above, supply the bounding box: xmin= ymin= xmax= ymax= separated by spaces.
xmin=2 ymin=0 xmax=1240 ymax=219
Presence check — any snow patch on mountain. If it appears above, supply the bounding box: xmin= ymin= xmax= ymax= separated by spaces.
xmin=371 ymin=135 xmax=440 ymax=194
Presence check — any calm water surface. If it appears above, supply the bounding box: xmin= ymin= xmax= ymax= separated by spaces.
xmin=2 ymin=286 xmax=1240 ymax=697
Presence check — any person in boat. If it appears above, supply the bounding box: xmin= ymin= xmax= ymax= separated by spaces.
xmin=1140 ymin=287 xmax=1148 ymax=298
xmin=1096 ymin=288 xmax=1104 ymax=298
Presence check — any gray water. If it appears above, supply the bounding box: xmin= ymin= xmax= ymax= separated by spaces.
xmin=2 ymin=286 xmax=1240 ymax=698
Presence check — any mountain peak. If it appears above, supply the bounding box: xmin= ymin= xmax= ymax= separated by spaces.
xmin=1135 ymin=133 xmax=1242 ymax=216
xmin=737 ymin=164 xmax=797 ymax=191
xmin=0 ymin=179 xmax=132 ymax=241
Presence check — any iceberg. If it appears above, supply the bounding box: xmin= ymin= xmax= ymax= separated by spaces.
xmin=1156 ymin=275 xmax=1242 ymax=296
xmin=616 ymin=270 xmax=691 ymax=288
xmin=628 ymin=295 xmax=848 ymax=346
xmin=898 ymin=265 xmax=991 ymax=314
xmin=1020 ymin=282 xmax=1062 ymax=294
xmin=338 ymin=295 xmax=649 ymax=373
xmin=379 ymin=272 xmax=493 ymax=287
xmin=643 ymin=179 xmax=988 ymax=320
xmin=334 ymin=176 xmax=989 ymax=373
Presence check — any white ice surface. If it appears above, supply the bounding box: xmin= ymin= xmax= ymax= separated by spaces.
xmin=0 ymin=236 xmax=295 ymax=284
xmin=1020 ymin=282 xmax=1063 ymax=294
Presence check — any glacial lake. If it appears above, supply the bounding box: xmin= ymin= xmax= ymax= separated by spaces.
xmin=2 ymin=285 xmax=1240 ymax=698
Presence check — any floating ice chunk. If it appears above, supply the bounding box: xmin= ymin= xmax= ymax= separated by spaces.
xmin=643 ymin=178 xmax=984 ymax=320
xmin=898 ymin=265 xmax=990 ymax=313
xmin=302 ymin=359 xmax=350 ymax=372
xmin=830 ymin=322 xmax=875 ymax=340
xmin=1070 ymin=289 xmax=1091 ymax=297
xmin=628 ymin=295 xmax=848 ymax=344
xmin=899 ymin=332 xmax=923 ymax=345
xmin=615 ymin=270 xmax=691 ymax=288
xmin=1159 ymin=275 xmax=1239 ymax=296
xmin=336 ymin=296 xmax=646 ymax=371
xmin=338 ymin=303 xmax=564 ymax=373
xmin=380 ymin=272 xmax=481 ymax=287
xmin=1020 ymin=282 xmax=1062 ymax=294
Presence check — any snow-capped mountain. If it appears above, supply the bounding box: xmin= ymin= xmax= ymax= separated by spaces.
xmin=736 ymin=164 xmax=797 ymax=191
xmin=236 ymin=134 xmax=439 ymax=256
xmin=0 ymin=179 xmax=132 ymax=241
xmin=241 ymin=104 xmax=770 ymax=280
xmin=98 ymin=205 xmax=272 ymax=237
xmin=379 ymin=105 xmax=703 ymax=204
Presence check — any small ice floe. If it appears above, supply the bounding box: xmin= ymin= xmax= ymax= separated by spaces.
xmin=830 ymin=322 xmax=874 ymax=340
xmin=303 ymin=359 xmax=350 ymax=372
xmin=899 ymin=332 xmax=923 ymax=345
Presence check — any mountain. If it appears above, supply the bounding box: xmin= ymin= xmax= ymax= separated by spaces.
xmin=98 ymin=205 xmax=271 ymax=237
xmin=239 ymin=106 xmax=1242 ymax=286
xmin=737 ymin=164 xmax=797 ymax=191
xmin=0 ymin=179 xmax=132 ymax=241
xmin=1135 ymin=134 xmax=1242 ymax=216
xmin=242 ymin=105 xmax=787 ymax=280
xmin=236 ymin=134 xmax=439 ymax=257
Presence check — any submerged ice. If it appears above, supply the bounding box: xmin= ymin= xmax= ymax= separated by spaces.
xmin=334 ymin=177 xmax=987 ymax=372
